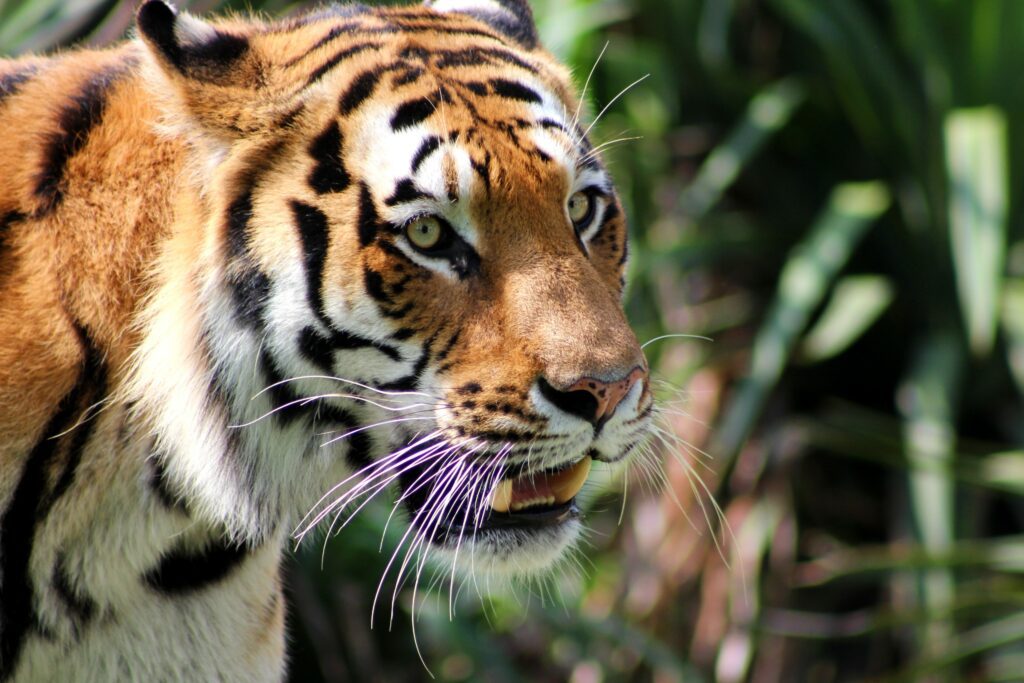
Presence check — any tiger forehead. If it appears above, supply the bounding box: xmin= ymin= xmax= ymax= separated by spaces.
xmin=261 ymin=5 xmax=576 ymax=104
xmin=321 ymin=47 xmax=584 ymax=205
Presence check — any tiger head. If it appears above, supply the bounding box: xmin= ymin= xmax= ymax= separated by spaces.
xmin=132 ymin=0 xmax=652 ymax=577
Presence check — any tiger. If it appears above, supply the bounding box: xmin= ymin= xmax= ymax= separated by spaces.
xmin=0 ymin=0 xmax=652 ymax=679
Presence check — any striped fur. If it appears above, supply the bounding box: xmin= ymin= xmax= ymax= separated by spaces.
xmin=0 ymin=1 xmax=650 ymax=679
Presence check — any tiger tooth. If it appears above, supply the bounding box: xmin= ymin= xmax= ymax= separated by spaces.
xmin=510 ymin=495 xmax=555 ymax=512
xmin=553 ymin=457 xmax=591 ymax=504
xmin=491 ymin=479 xmax=513 ymax=513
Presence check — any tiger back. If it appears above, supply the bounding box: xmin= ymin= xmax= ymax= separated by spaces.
xmin=0 ymin=1 xmax=652 ymax=680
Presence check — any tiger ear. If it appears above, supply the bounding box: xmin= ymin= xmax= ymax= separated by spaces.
xmin=425 ymin=0 xmax=538 ymax=49
xmin=137 ymin=1 xmax=279 ymax=137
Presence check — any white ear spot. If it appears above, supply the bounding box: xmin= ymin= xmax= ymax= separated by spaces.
xmin=174 ymin=12 xmax=218 ymax=47
xmin=428 ymin=0 xmax=508 ymax=13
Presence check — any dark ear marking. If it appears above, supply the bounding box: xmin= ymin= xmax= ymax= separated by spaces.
xmin=425 ymin=0 xmax=538 ymax=49
xmin=137 ymin=1 xmax=249 ymax=80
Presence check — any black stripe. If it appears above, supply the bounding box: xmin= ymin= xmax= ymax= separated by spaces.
xmin=331 ymin=329 xmax=402 ymax=361
xmin=308 ymin=120 xmax=350 ymax=194
xmin=385 ymin=178 xmax=431 ymax=206
xmin=0 ymin=66 xmax=37 ymax=105
xmin=298 ymin=325 xmax=402 ymax=371
xmin=0 ymin=211 xmax=25 ymax=289
xmin=224 ymin=186 xmax=270 ymax=329
xmin=282 ymin=20 xmax=364 ymax=66
xmin=378 ymin=240 xmax=416 ymax=265
xmin=34 ymin=64 xmax=129 ymax=212
xmin=48 ymin=372 xmax=106 ymax=506
xmin=594 ymin=200 xmax=621 ymax=242
xmin=0 ymin=325 xmax=103 ymax=680
xmin=411 ymin=135 xmax=442 ymax=173
xmin=393 ymin=66 xmax=424 ymax=86
xmin=143 ymin=539 xmax=250 ymax=595
xmin=539 ymin=118 xmax=568 ymax=134
xmin=440 ymin=47 xmax=538 ymax=73
xmin=148 ymin=454 xmax=188 ymax=514
xmin=391 ymin=96 xmax=438 ymax=131
xmin=52 ymin=554 xmax=96 ymax=634
xmin=257 ymin=348 xmax=373 ymax=468
xmin=307 ymin=42 xmax=383 ymax=88
xmin=434 ymin=329 xmax=461 ymax=363
xmin=259 ymin=350 xmax=304 ymax=427
xmin=463 ymin=80 xmax=489 ymax=96
xmin=434 ymin=50 xmax=489 ymax=69
xmin=230 ymin=267 xmax=271 ymax=330
xmin=387 ymin=22 xmax=509 ymax=43
xmin=357 ymin=183 xmax=380 ymax=246
xmin=390 ymin=327 xmax=417 ymax=341
xmin=363 ymin=267 xmax=391 ymax=304
xmin=224 ymin=141 xmax=286 ymax=328
xmin=290 ymin=200 xmax=332 ymax=328
xmin=378 ymin=332 xmax=436 ymax=392
xmin=298 ymin=326 xmax=336 ymax=371
xmin=489 ymin=78 xmax=541 ymax=103
xmin=313 ymin=403 xmax=374 ymax=469
xmin=471 ymin=152 xmax=492 ymax=192
xmin=338 ymin=66 xmax=383 ymax=114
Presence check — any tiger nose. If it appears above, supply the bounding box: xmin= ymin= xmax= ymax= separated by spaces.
xmin=538 ymin=367 xmax=646 ymax=428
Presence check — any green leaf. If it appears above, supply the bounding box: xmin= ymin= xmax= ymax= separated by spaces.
xmin=678 ymin=78 xmax=805 ymax=220
xmin=945 ymin=107 xmax=1008 ymax=357
xmin=798 ymin=274 xmax=895 ymax=363
xmin=898 ymin=332 xmax=964 ymax=671
xmin=712 ymin=181 xmax=890 ymax=463
xmin=1000 ymin=277 xmax=1024 ymax=396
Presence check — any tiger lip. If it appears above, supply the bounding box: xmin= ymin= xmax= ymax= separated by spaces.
xmin=490 ymin=457 xmax=592 ymax=513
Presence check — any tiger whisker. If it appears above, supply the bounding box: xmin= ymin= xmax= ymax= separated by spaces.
xmin=305 ymin=441 xmax=452 ymax=540
xmin=571 ymin=40 xmax=609 ymax=135
xmin=447 ymin=448 xmax=507 ymax=618
xmin=293 ymin=431 xmax=443 ymax=539
xmin=316 ymin=446 xmax=457 ymax=569
xmin=378 ymin=444 xmax=467 ymax=550
xmin=252 ymin=373 xmax=437 ymax=399
xmin=582 ymin=73 xmax=650 ymax=139
xmin=645 ymin=428 xmax=735 ymax=568
xmin=231 ymin=396 xmax=441 ymax=430
xmin=581 ymin=134 xmax=643 ymax=162
xmin=318 ymin=416 xmax=438 ymax=448
xmin=640 ymin=332 xmax=715 ymax=350
xmin=371 ymin=451 xmax=468 ymax=628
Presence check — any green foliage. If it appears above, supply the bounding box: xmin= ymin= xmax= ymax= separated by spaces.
xmin=5 ymin=0 xmax=1023 ymax=680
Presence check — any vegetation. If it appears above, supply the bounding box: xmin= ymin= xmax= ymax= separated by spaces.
xmin=4 ymin=0 xmax=1022 ymax=680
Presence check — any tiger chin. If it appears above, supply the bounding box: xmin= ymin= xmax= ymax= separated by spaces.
xmin=0 ymin=0 xmax=652 ymax=680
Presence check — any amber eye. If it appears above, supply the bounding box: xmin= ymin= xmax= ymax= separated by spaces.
xmin=406 ymin=216 xmax=443 ymax=250
xmin=567 ymin=191 xmax=593 ymax=227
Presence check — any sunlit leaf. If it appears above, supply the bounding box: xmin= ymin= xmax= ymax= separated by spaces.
xmin=678 ymin=78 xmax=805 ymax=220
xmin=1001 ymin=277 xmax=1024 ymax=396
xmin=798 ymin=274 xmax=895 ymax=363
xmin=898 ymin=332 xmax=964 ymax=668
xmin=713 ymin=181 xmax=890 ymax=462
xmin=945 ymin=107 xmax=1008 ymax=357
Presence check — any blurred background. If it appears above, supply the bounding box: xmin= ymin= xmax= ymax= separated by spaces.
xmin=5 ymin=0 xmax=1024 ymax=680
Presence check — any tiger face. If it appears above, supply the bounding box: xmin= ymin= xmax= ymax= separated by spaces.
xmin=133 ymin=0 xmax=652 ymax=576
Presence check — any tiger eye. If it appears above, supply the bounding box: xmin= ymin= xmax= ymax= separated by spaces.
xmin=567 ymin=191 xmax=591 ymax=225
xmin=406 ymin=216 xmax=443 ymax=250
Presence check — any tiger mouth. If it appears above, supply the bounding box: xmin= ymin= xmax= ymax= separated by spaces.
xmin=478 ymin=457 xmax=591 ymax=531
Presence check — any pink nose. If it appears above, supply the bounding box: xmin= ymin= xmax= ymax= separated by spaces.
xmin=566 ymin=367 xmax=646 ymax=424
xmin=539 ymin=366 xmax=646 ymax=427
